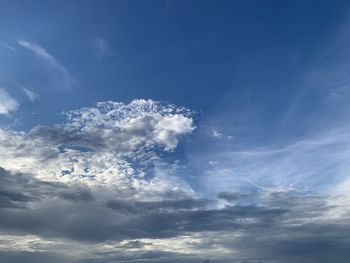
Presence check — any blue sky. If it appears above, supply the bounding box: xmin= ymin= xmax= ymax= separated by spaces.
xmin=1 ymin=0 xmax=348 ymax=127
xmin=1 ymin=1 xmax=350 ymax=262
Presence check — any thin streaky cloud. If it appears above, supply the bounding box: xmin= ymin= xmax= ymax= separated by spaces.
xmin=0 ymin=73 xmax=38 ymax=103
xmin=18 ymin=39 xmax=76 ymax=89
xmin=0 ymin=42 xmax=16 ymax=52
xmin=21 ymin=87 xmax=39 ymax=102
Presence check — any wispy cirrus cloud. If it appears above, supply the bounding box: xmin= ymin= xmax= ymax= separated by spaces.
xmin=0 ymin=74 xmax=39 ymax=103
xmin=193 ymin=124 xmax=350 ymax=201
xmin=0 ymin=42 xmax=16 ymax=52
xmin=21 ymin=87 xmax=39 ymax=102
xmin=18 ymin=39 xmax=76 ymax=90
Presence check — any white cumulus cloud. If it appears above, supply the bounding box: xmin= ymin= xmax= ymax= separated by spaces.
xmin=0 ymin=99 xmax=195 ymax=200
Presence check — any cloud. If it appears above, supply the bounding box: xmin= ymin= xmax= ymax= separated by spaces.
xmin=0 ymin=99 xmax=194 ymax=194
xmin=1 ymin=99 xmax=350 ymax=262
xmin=217 ymin=191 xmax=251 ymax=202
xmin=192 ymin=124 xmax=350 ymax=201
xmin=18 ymin=39 xmax=76 ymax=90
xmin=0 ymin=74 xmax=38 ymax=104
xmin=0 ymin=42 xmax=16 ymax=52
xmin=21 ymin=87 xmax=39 ymax=102
xmin=93 ymin=37 xmax=113 ymax=59
xmin=58 ymin=186 xmax=94 ymax=202
xmin=0 ymin=89 xmax=19 ymax=115
xmin=0 ymin=167 xmax=349 ymax=262
xmin=211 ymin=130 xmax=222 ymax=138
xmin=23 ymin=99 xmax=194 ymax=164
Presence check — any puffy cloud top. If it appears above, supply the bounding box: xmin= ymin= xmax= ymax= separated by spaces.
xmin=61 ymin=99 xmax=194 ymax=153
xmin=0 ymin=100 xmax=195 ymax=195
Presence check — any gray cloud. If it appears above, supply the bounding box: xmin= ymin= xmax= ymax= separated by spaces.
xmin=58 ymin=187 xmax=95 ymax=202
xmin=0 ymin=252 xmax=69 ymax=263
xmin=1 ymin=166 xmax=350 ymax=262
xmin=217 ymin=191 xmax=252 ymax=202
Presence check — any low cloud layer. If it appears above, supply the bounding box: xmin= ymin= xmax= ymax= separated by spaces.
xmin=1 ymin=166 xmax=350 ymax=262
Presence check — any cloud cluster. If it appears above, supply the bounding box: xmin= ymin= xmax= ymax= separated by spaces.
xmin=1 ymin=99 xmax=350 ymax=262
xmin=60 ymin=99 xmax=194 ymax=153
xmin=0 ymin=99 xmax=194 ymax=196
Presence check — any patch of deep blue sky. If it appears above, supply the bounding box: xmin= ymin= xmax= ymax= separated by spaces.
xmin=1 ymin=0 xmax=350 ymax=147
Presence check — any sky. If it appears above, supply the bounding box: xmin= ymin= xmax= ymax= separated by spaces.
xmin=1 ymin=0 xmax=350 ymax=262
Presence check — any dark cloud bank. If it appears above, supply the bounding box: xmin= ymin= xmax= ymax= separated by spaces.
xmin=1 ymin=167 xmax=350 ymax=263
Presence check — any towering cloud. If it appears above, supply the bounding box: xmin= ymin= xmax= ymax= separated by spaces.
xmin=0 ymin=99 xmax=194 ymax=193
